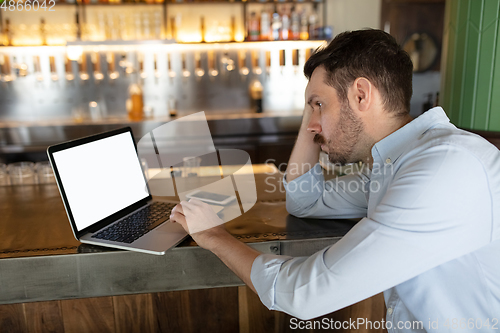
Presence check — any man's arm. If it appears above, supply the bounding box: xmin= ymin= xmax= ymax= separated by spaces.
xmin=286 ymin=109 xmax=320 ymax=182
xmin=284 ymin=109 xmax=368 ymax=219
xmin=170 ymin=199 xmax=260 ymax=293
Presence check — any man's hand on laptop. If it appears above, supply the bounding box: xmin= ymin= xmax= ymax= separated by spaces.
xmin=170 ymin=199 xmax=228 ymax=249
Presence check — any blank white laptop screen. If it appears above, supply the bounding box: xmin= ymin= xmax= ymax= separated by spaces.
xmin=52 ymin=132 xmax=149 ymax=231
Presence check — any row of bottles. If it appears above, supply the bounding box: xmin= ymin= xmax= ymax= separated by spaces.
xmin=0 ymin=2 xmax=326 ymax=45
xmin=247 ymin=3 xmax=329 ymax=41
xmin=38 ymin=0 xmax=323 ymax=4
xmin=0 ymin=12 xmax=164 ymax=46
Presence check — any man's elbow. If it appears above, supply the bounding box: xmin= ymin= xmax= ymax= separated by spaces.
xmin=285 ymin=199 xmax=311 ymax=218
xmin=273 ymin=304 xmax=325 ymax=321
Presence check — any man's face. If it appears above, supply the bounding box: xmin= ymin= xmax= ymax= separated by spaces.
xmin=305 ymin=66 xmax=365 ymax=166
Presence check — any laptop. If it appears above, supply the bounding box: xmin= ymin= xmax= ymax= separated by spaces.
xmin=47 ymin=127 xmax=189 ymax=255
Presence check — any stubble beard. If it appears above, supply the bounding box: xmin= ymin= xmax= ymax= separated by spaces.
xmin=313 ymin=101 xmax=364 ymax=166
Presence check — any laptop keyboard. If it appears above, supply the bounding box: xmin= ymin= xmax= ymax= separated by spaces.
xmin=91 ymin=202 xmax=176 ymax=244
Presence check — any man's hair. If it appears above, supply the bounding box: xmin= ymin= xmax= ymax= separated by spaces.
xmin=304 ymin=29 xmax=413 ymax=116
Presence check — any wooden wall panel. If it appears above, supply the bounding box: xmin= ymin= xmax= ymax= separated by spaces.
xmin=238 ymin=286 xmax=386 ymax=333
xmin=112 ymin=294 xmax=156 ymax=333
xmin=347 ymin=293 xmax=386 ymax=333
xmin=24 ymin=300 xmax=65 ymax=333
xmin=0 ymin=287 xmax=386 ymax=333
xmin=153 ymin=287 xmax=239 ymax=333
xmin=0 ymin=303 xmax=27 ymax=333
xmin=252 ymin=293 xmax=386 ymax=333
xmin=238 ymin=286 xmax=276 ymax=333
xmin=61 ymin=297 xmax=115 ymax=333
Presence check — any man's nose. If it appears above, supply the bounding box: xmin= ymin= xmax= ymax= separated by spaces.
xmin=307 ymin=111 xmax=322 ymax=134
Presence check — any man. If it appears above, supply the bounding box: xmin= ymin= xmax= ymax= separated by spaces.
xmin=171 ymin=29 xmax=500 ymax=331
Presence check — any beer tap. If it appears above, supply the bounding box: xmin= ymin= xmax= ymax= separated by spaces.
xmin=194 ymin=53 xmax=204 ymax=79
xmin=292 ymin=49 xmax=299 ymax=74
xmin=167 ymin=53 xmax=176 ymax=78
xmin=181 ymin=53 xmax=190 ymax=78
xmin=65 ymin=56 xmax=75 ymax=81
xmin=251 ymin=50 xmax=262 ymax=75
xmin=13 ymin=56 xmax=28 ymax=77
xmin=0 ymin=54 xmax=14 ymax=82
xmin=79 ymin=54 xmax=89 ymax=81
xmin=221 ymin=51 xmax=234 ymax=73
xmin=279 ymin=49 xmax=285 ymax=75
xmin=265 ymin=50 xmax=271 ymax=75
xmin=33 ymin=56 xmax=44 ymax=82
xmin=107 ymin=53 xmax=119 ymax=80
xmin=208 ymin=50 xmax=218 ymax=78
xmin=49 ymin=56 xmax=58 ymax=81
xmin=92 ymin=53 xmax=104 ymax=82
xmin=154 ymin=54 xmax=161 ymax=79
xmin=139 ymin=53 xmax=146 ymax=79
xmin=238 ymin=50 xmax=249 ymax=76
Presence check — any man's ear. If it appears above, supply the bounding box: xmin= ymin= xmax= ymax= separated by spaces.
xmin=348 ymin=77 xmax=372 ymax=112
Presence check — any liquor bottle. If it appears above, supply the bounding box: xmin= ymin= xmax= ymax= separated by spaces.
xmin=281 ymin=8 xmax=289 ymax=40
xmin=260 ymin=9 xmax=271 ymax=41
xmin=142 ymin=12 xmax=151 ymax=39
xmin=290 ymin=6 xmax=300 ymax=40
xmin=200 ymin=16 xmax=205 ymax=42
xmin=3 ymin=19 xmax=12 ymax=46
xmin=249 ymin=80 xmax=263 ymax=113
xmin=308 ymin=4 xmax=319 ymax=39
xmin=271 ymin=6 xmax=281 ymax=41
xmin=75 ymin=12 xmax=82 ymax=40
xmin=299 ymin=10 xmax=309 ymax=40
xmin=40 ymin=18 xmax=47 ymax=46
xmin=230 ymin=15 xmax=236 ymax=42
xmin=248 ymin=12 xmax=260 ymax=41
xmin=128 ymin=83 xmax=144 ymax=121
xmin=134 ymin=13 xmax=142 ymax=40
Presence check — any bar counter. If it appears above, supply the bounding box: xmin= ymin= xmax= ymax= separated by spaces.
xmin=0 ymin=169 xmax=360 ymax=305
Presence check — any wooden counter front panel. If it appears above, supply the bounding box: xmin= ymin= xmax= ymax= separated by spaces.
xmin=0 ymin=288 xmax=385 ymax=333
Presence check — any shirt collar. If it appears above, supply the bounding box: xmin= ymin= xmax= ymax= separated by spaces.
xmin=371 ymin=107 xmax=451 ymax=166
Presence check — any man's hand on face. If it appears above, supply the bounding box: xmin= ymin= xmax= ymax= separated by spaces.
xmin=301 ymin=106 xmax=314 ymax=132
xmin=170 ymin=199 xmax=228 ymax=250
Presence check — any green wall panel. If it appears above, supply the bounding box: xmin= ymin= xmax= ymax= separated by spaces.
xmin=490 ymin=21 xmax=500 ymax=131
xmin=483 ymin=0 xmax=499 ymax=28
xmin=461 ymin=23 xmax=479 ymax=128
xmin=474 ymin=23 xmax=496 ymax=129
xmin=441 ymin=0 xmax=500 ymax=131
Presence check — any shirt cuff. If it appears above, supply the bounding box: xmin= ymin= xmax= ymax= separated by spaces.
xmin=250 ymin=253 xmax=293 ymax=310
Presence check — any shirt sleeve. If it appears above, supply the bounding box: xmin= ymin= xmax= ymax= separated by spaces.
xmin=251 ymin=145 xmax=493 ymax=320
xmin=284 ymin=163 xmax=368 ymax=219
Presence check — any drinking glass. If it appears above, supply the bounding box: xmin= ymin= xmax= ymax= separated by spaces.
xmin=0 ymin=163 xmax=9 ymax=186
xmin=35 ymin=161 xmax=55 ymax=184
xmin=183 ymin=156 xmax=201 ymax=177
xmin=8 ymin=162 xmax=36 ymax=185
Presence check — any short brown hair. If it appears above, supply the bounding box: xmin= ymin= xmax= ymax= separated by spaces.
xmin=304 ymin=29 xmax=413 ymax=116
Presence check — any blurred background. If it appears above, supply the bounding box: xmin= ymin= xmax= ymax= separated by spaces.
xmin=0 ymin=0 xmax=469 ymax=170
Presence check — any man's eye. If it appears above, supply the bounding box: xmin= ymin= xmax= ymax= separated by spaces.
xmin=316 ymin=102 xmax=322 ymax=108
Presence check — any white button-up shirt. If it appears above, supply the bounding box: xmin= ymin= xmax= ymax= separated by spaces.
xmin=250 ymin=107 xmax=500 ymax=332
